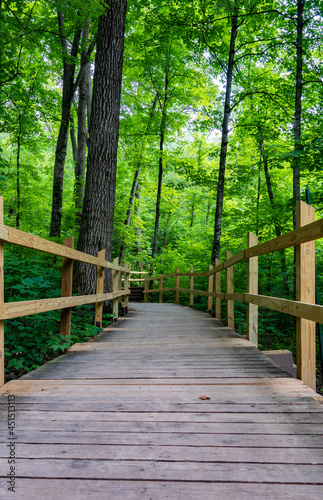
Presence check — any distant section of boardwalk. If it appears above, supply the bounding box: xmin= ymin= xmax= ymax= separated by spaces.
xmin=1 ymin=303 xmax=323 ymax=499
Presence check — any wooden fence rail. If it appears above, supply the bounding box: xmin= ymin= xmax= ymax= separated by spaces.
xmin=144 ymin=201 xmax=321 ymax=391
xmin=0 ymin=197 xmax=132 ymax=387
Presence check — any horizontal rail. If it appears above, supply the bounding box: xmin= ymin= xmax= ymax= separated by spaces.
xmin=145 ymin=284 xmax=323 ymax=325
xmin=0 ymin=224 xmax=128 ymax=272
xmin=147 ymin=287 xmax=176 ymax=293
xmin=208 ymin=218 xmax=323 ymax=276
xmin=0 ymin=290 xmax=129 ymax=320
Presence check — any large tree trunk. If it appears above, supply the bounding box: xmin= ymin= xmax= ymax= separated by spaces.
xmin=73 ymin=0 xmax=127 ymax=297
xmin=211 ymin=12 xmax=238 ymax=263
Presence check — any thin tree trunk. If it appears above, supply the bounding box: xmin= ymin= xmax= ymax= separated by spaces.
xmin=260 ymin=136 xmax=290 ymax=296
xmin=73 ymin=0 xmax=127 ymax=298
xmin=151 ymin=119 xmax=165 ymax=258
xmin=205 ymin=198 xmax=210 ymax=240
xmin=69 ymin=115 xmax=78 ymax=163
xmin=119 ymin=95 xmax=158 ymax=263
xmin=16 ymin=114 xmax=21 ymax=228
xmin=293 ymin=0 xmax=304 ymax=229
xmin=162 ymin=212 xmax=171 ymax=249
xmin=50 ymin=13 xmax=81 ymax=237
xmin=190 ymin=192 xmax=195 ymax=228
xmin=256 ymin=163 xmax=261 ymax=236
xmin=50 ymin=11 xmax=96 ymax=237
xmin=119 ymin=164 xmax=141 ymax=263
xmin=135 ymin=184 xmax=141 ymax=264
xmin=211 ymin=11 xmax=238 ymax=263
xmin=75 ymin=26 xmax=90 ymax=223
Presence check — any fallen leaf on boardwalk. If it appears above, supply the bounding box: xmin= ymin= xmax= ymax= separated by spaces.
xmin=199 ymin=395 xmax=210 ymax=400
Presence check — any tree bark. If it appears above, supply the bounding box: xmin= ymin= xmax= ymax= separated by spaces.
xmin=69 ymin=114 xmax=78 ymax=164
xmin=75 ymin=27 xmax=91 ymax=223
xmin=50 ymin=12 xmax=81 ymax=237
xmin=50 ymin=12 xmax=96 ymax=237
xmin=119 ymin=163 xmax=141 ymax=264
xmin=211 ymin=11 xmax=238 ymax=263
xmin=16 ymin=114 xmax=22 ymax=229
xmin=260 ymin=136 xmax=290 ymax=296
xmin=73 ymin=0 xmax=127 ymax=297
xmin=151 ymin=117 xmax=165 ymax=258
xmin=135 ymin=184 xmax=142 ymax=265
xmin=119 ymin=95 xmax=158 ymax=263
xmin=293 ymin=0 xmax=304 ymax=230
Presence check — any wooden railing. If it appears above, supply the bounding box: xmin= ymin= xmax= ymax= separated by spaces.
xmin=144 ymin=201 xmax=323 ymax=391
xmin=0 ymin=197 xmax=131 ymax=387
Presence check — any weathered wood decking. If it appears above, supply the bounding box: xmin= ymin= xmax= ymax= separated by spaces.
xmin=1 ymin=302 xmax=323 ymax=499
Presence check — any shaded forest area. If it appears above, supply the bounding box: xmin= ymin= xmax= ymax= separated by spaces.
xmin=1 ymin=0 xmax=323 ymax=384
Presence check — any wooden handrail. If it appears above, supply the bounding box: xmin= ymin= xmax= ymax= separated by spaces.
xmin=144 ymin=201 xmax=319 ymax=391
xmin=0 ymin=223 xmax=128 ymax=272
xmin=0 ymin=196 xmax=132 ymax=386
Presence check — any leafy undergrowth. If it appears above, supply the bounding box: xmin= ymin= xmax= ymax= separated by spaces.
xmin=3 ymin=252 xmax=114 ymax=383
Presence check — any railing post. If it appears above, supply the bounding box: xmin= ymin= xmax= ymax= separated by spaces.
xmin=144 ymin=275 xmax=150 ymax=303
xmin=95 ymin=248 xmax=105 ymax=328
xmin=60 ymin=236 xmax=74 ymax=340
xmin=175 ymin=267 xmax=180 ymax=304
xmin=225 ymin=250 xmax=234 ymax=329
xmin=139 ymin=265 xmax=143 ymax=287
xmin=0 ymin=197 xmax=4 ymax=386
xmin=189 ymin=265 xmax=194 ymax=308
xmin=296 ymin=201 xmax=316 ymax=390
xmin=247 ymin=232 xmax=258 ymax=345
xmin=124 ymin=262 xmax=130 ymax=315
xmin=159 ymin=277 xmax=163 ymax=303
xmin=112 ymin=257 xmax=119 ymax=321
xmin=208 ymin=264 xmax=213 ymax=316
xmin=118 ymin=265 xmax=122 ymax=306
xmin=215 ymin=259 xmax=221 ymax=320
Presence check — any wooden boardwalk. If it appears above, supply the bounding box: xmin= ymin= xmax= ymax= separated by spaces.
xmin=1 ymin=302 xmax=323 ymax=499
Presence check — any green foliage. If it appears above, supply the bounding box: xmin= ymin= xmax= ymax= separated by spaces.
xmin=3 ymin=252 xmax=112 ymax=380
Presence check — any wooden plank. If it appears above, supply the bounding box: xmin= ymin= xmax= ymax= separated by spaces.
xmin=0 ymin=457 xmax=323 ymax=483
xmin=95 ymin=249 xmax=105 ymax=328
xmin=175 ymin=267 xmax=180 ymax=304
xmin=247 ymin=232 xmax=258 ymax=345
xmin=244 ymin=294 xmax=323 ymax=323
xmin=0 ymin=223 xmax=128 ymax=271
xmin=0 ymin=290 xmax=128 ymax=320
xmin=0 ymin=428 xmax=322 ymax=448
xmin=226 ymin=250 xmax=234 ymax=329
xmin=112 ymin=257 xmax=119 ymax=321
xmin=0 ymin=479 xmax=322 ymax=500
xmin=1 ymin=442 xmax=323 ymax=464
xmin=8 ymin=410 xmax=323 ymax=425
xmin=59 ymin=236 xmax=74 ymax=339
xmin=296 ymin=201 xmax=316 ymax=390
xmin=189 ymin=265 xmax=194 ymax=308
xmin=0 ymin=198 xmax=3 ymax=387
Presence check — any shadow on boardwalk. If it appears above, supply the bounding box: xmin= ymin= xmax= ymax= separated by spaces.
xmin=1 ymin=303 xmax=323 ymax=499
